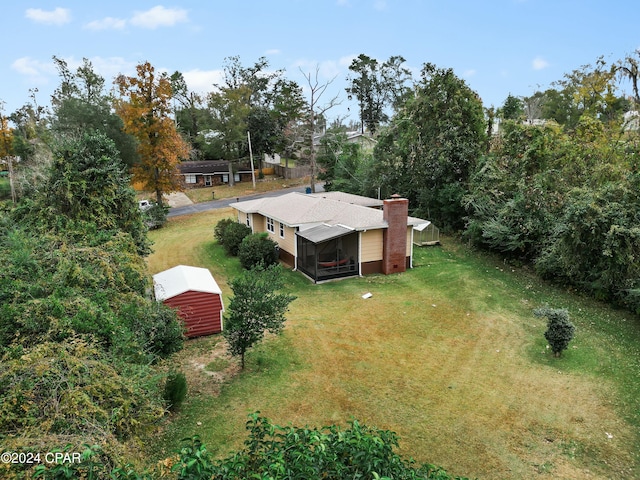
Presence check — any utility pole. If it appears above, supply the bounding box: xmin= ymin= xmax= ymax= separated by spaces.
xmin=247 ymin=131 xmax=256 ymax=189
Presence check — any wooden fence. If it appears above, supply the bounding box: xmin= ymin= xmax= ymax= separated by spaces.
xmin=273 ymin=164 xmax=311 ymax=179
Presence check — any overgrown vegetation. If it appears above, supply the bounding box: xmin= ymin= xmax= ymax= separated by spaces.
xmin=465 ymin=119 xmax=640 ymax=314
xmin=0 ymin=132 xmax=184 ymax=479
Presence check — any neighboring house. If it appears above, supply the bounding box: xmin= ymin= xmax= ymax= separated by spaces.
xmin=153 ymin=265 xmax=224 ymax=337
xmin=179 ymin=160 xmax=254 ymax=188
xmin=313 ymin=130 xmax=377 ymax=152
xmin=230 ymin=191 xmax=429 ymax=283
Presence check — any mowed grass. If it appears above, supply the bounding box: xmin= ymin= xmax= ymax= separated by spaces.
xmin=146 ymin=211 xmax=640 ymax=479
xmin=181 ymin=175 xmax=310 ymax=203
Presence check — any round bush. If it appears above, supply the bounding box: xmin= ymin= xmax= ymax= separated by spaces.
xmin=238 ymin=233 xmax=279 ymax=270
xmin=216 ymin=220 xmax=252 ymax=256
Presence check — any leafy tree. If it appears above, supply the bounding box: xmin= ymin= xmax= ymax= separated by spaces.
xmin=7 ymin=91 xmax=52 ymax=198
xmin=223 ymin=265 xmax=295 ymax=369
xmin=0 ymin=105 xmax=13 ymax=158
xmin=464 ymin=121 xmax=571 ymax=258
xmin=346 ymin=54 xmax=412 ymax=134
xmin=373 ymin=63 xmax=486 ymax=230
xmin=618 ymin=49 xmax=640 ymax=106
xmin=346 ymin=54 xmax=386 ymax=134
xmin=0 ymin=106 xmax=16 ymax=202
xmin=500 ymin=93 xmax=524 ymax=121
xmin=32 ymin=131 xmax=150 ymax=255
xmin=170 ymin=70 xmax=208 ymax=160
xmin=238 ymin=232 xmax=279 ymax=270
xmin=204 ymin=57 xmax=306 ymax=174
xmin=534 ymin=307 xmax=576 ymax=357
xmin=115 ymin=61 xmax=190 ymax=205
xmin=207 ymin=83 xmax=252 ymax=163
xmin=316 ymin=130 xmax=376 ymax=195
xmin=535 ymin=182 xmax=640 ymax=311
xmin=50 ymin=57 xmax=139 ymax=167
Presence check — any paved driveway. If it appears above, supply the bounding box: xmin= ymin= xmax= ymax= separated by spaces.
xmin=164 ymin=192 xmax=194 ymax=208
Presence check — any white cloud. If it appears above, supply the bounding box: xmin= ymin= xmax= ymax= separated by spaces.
xmin=294 ymin=55 xmax=356 ymax=81
xmin=11 ymin=57 xmax=57 ymax=85
xmin=265 ymin=49 xmax=281 ymax=55
xmin=182 ymin=69 xmax=225 ymax=94
xmin=336 ymin=0 xmax=351 ymax=6
xmin=84 ymin=17 xmax=127 ymax=31
xmin=130 ymin=6 xmax=188 ymax=29
xmin=532 ymin=56 xmax=550 ymax=70
xmin=86 ymin=56 xmax=138 ymax=81
xmin=463 ymin=69 xmax=477 ymax=78
xmin=25 ymin=7 xmax=71 ymax=26
xmin=49 ymin=56 xmax=137 ymax=83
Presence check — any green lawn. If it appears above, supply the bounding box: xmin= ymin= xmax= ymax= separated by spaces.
xmin=182 ymin=175 xmax=310 ymax=203
xmin=146 ymin=211 xmax=640 ymax=479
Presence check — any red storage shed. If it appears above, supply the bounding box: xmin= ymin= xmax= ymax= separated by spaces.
xmin=153 ymin=265 xmax=224 ymax=338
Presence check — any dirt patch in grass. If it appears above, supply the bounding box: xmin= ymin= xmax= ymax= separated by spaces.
xmin=161 ymin=335 xmax=240 ymax=397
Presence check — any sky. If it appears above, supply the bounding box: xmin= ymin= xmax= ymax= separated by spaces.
xmin=2 ymin=1 xmax=639 ymax=124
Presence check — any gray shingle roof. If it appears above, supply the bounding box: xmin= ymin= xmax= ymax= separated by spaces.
xmin=231 ymin=192 xmax=428 ymax=231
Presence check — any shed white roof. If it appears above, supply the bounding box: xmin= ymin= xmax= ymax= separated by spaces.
xmin=153 ymin=265 xmax=222 ymax=301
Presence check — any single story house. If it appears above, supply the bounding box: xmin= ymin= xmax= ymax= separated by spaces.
xmin=179 ymin=160 xmax=254 ymax=188
xmin=230 ymin=191 xmax=429 ymax=282
xmin=153 ymin=265 xmax=224 ymax=337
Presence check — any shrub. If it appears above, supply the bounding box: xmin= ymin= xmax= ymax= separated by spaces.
xmin=214 ymin=217 xmax=236 ymax=244
xmin=215 ymin=219 xmax=251 ymax=256
xmin=237 ymin=232 xmax=279 ymax=270
xmin=173 ymin=413 xmax=469 ymax=479
xmin=163 ymin=371 xmax=187 ymax=412
xmin=142 ymin=202 xmax=169 ymax=229
xmin=534 ymin=306 xmax=575 ymax=357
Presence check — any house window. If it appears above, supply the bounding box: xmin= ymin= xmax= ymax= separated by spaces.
xmin=204 ymin=175 xmax=212 ymax=186
xmin=222 ymin=174 xmax=229 ymax=183
xmin=246 ymin=213 xmax=251 ymax=227
xmin=266 ymin=217 xmax=274 ymax=233
xmin=234 ymin=173 xmax=240 ymax=182
xmin=185 ymin=174 xmax=197 ymax=184
xmin=279 ymin=222 xmax=285 ymax=238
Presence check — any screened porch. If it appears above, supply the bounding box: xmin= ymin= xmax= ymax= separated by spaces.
xmin=296 ymin=224 xmax=359 ymax=283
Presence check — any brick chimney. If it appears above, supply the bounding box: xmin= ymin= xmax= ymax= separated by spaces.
xmin=382 ymin=194 xmax=409 ymax=274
